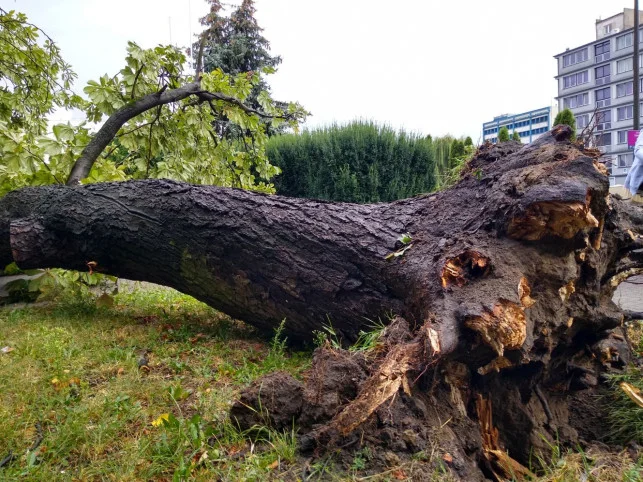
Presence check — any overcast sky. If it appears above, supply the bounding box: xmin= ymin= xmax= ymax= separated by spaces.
xmin=11 ymin=0 xmax=620 ymax=141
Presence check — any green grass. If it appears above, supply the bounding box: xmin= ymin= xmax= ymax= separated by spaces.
xmin=604 ymin=320 xmax=643 ymax=446
xmin=1 ymin=285 xmax=642 ymax=481
xmin=0 ymin=285 xmax=309 ymax=481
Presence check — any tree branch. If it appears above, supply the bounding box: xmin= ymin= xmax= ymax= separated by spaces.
xmin=65 ymin=80 xmax=289 ymax=186
xmin=195 ymin=34 xmax=207 ymax=77
xmin=145 ymin=105 xmax=163 ymax=177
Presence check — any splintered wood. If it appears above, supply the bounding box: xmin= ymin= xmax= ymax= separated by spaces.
xmin=507 ymin=201 xmax=599 ymax=241
xmin=329 ymin=341 xmax=422 ymax=436
xmin=476 ymin=395 xmax=534 ymax=481
xmin=465 ymin=278 xmax=534 ymax=357
xmin=326 ymin=320 xmax=442 ymax=437
xmin=465 ymin=301 xmax=527 ymax=357
xmin=441 ymin=250 xmax=491 ymax=288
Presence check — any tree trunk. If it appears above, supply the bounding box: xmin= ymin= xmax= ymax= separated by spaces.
xmin=1 ymin=125 xmax=641 ymax=479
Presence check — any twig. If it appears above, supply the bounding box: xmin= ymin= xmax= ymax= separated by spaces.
xmin=145 ymin=105 xmax=163 ymax=177
xmin=24 ymin=147 xmax=62 ymax=184
xmin=0 ymin=421 xmax=44 ymax=469
xmin=29 ymin=422 xmax=43 ymax=452
xmin=623 ymin=309 xmax=643 ymax=320
xmin=131 ymin=63 xmax=145 ymax=99
xmin=0 ymin=451 xmax=15 ymax=468
xmin=534 ymin=385 xmax=553 ymax=425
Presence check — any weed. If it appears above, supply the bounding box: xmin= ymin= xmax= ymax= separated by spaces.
xmin=350 ymin=446 xmax=372 ymax=472
xmin=350 ymin=318 xmax=387 ymax=353
xmin=306 ymin=454 xmax=336 ymax=480
xmin=312 ymin=319 xmax=342 ymax=349
xmin=606 ymin=368 xmax=643 ymax=445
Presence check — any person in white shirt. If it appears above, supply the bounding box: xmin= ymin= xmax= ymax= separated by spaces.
xmin=624 ymin=130 xmax=643 ymax=196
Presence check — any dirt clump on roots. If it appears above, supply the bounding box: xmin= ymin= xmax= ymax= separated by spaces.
xmin=231 ymin=318 xmax=492 ymax=480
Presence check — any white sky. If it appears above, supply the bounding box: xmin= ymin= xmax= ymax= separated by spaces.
xmin=11 ymin=0 xmax=620 ymax=141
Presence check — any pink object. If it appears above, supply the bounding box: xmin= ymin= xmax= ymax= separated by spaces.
xmin=628 ymin=130 xmax=640 ymax=148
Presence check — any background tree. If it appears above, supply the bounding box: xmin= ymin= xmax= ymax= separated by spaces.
xmin=0 ymin=8 xmax=80 ymax=194
xmin=553 ymin=108 xmax=577 ymax=141
xmin=267 ymin=120 xmax=436 ymax=202
xmin=0 ymin=8 xmax=306 ymax=196
xmin=464 ymin=136 xmax=473 ymax=147
xmin=512 ymin=130 xmax=521 ymax=142
xmin=497 ymin=126 xmax=510 ymax=142
xmin=196 ymin=0 xmax=288 ymax=139
xmin=431 ymin=135 xmax=453 ymax=184
xmin=448 ymin=138 xmax=465 ymax=168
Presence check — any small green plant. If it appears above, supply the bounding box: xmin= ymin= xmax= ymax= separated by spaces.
xmin=168 ymin=383 xmax=192 ymax=402
xmin=350 ymin=446 xmax=372 ymax=472
xmin=312 ymin=329 xmax=328 ymax=348
xmin=398 ymin=233 xmax=412 ymax=245
xmin=307 ymin=455 xmax=336 ymax=480
xmin=512 ymin=131 xmax=521 ymax=142
xmin=473 ymin=168 xmax=483 ymax=181
xmin=350 ymin=319 xmax=387 ymax=352
xmin=269 ymin=318 xmax=288 ymax=359
xmin=498 ymin=126 xmax=510 ymax=142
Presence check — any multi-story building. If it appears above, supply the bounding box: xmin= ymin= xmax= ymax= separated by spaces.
xmin=554 ymin=8 xmax=643 ymax=186
xmin=482 ymin=107 xmax=552 ymax=144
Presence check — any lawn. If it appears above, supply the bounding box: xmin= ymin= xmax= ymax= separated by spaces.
xmin=0 ymin=285 xmax=309 ymax=481
xmin=0 ymin=284 xmax=642 ymax=481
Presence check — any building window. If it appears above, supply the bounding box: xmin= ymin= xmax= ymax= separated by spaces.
xmin=595 ymin=87 xmax=610 ymax=101
xmin=596 ymin=65 xmax=611 ymax=78
xmin=563 ymin=93 xmax=589 ymax=109
xmin=595 ymin=41 xmax=610 ymax=58
xmin=595 ymin=133 xmax=611 ymax=147
xmin=595 ymin=41 xmax=609 ymax=56
xmin=563 ymin=71 xmax=588 ymax=89
xmin=617 ymin=105 xmax=633 ymax=121
xmin=618 ymin=153 xmax=633 ymax=167
xmin=617 ymin=131 xmax=627 ymax=144
xmin=597 ymin=109 xmax=611 ymax=123
xmin=576 ymin=114 xmax=589 ymax=129
xmin=616 ymin=32 xmax=634 ymax=50
xmin=563 ymin=48 xmax=588 ymax=67
xmin=617 ymin=57 xmax=634 ymax=74
xmin=617 ymin=81 xmax=634 ymax=97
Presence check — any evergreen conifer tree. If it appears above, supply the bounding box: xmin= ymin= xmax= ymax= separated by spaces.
xmin=498 ymin=126 xmax=510 ymax=142
xmin=553 ymin=108 xmax=577 ymax=141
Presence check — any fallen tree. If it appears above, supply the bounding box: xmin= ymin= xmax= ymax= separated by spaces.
xmin=1 ymin=125 xmax=642 ymax=479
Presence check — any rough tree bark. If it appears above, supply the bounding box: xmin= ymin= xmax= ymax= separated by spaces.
xmin=1 ymin=125 xmax=642 ymax=479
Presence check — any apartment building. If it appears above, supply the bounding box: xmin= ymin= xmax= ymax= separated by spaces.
xmin=482 ymin=107 xmax=551 ymax=144
xmin=554 ymin=8 xmax=643 ymax=186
